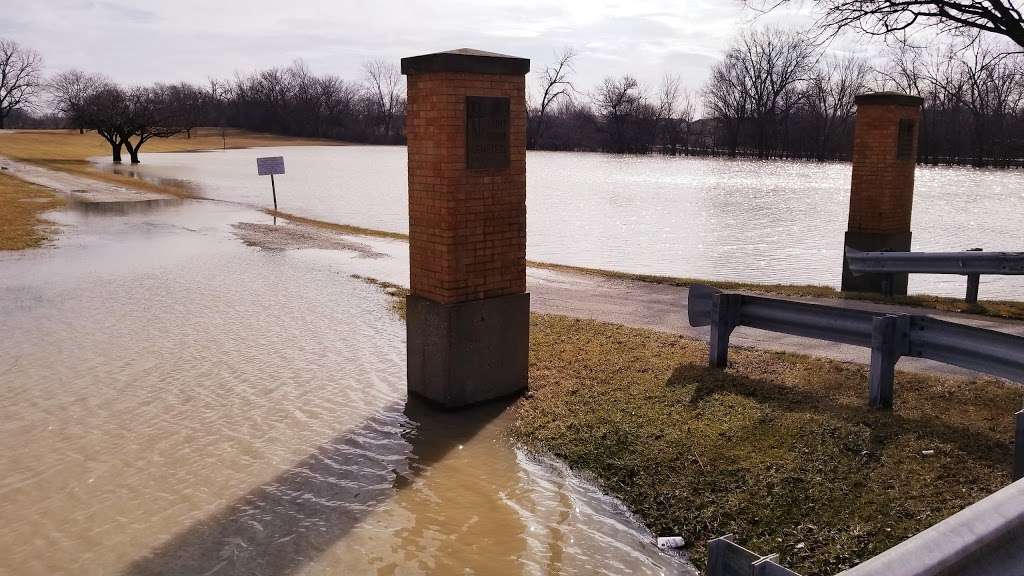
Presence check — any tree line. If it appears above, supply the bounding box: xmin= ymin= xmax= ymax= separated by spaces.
xmin=528 ymin=31 xmax=1024 ymax=166
xmin=3 ymin=0 xmax=1024 ymax=167
xmin=1 ymin=37 xmax=406 ymax=163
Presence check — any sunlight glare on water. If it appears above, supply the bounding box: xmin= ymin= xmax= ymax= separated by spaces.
xmin=101 ymin=146 xmax=1024 ymax=300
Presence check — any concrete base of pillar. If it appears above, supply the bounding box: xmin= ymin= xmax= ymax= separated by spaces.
xmin=841 ymin=230 xmax=913 ymax=296
xmin=407 ymin=292 xmax=529 ymax=409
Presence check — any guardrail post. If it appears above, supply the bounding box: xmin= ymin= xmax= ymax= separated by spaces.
xmin=1015 ymin=409 xmax=1024 ymax=482
xmin=966 ymin=274 xmax=981 ymax=304
xmin=870 ymin=314 xmax=909 ymax=409
xmin=710 ymin=293 xmax=742 ymax=368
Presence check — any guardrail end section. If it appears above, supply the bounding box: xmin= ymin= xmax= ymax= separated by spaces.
xmin=706 ymin=535 xmax=790 ymax=576
xmin=710 ymin=293 xmax=742 ymax=368
xmin=688 ymin=284 xmax=721 ymax=328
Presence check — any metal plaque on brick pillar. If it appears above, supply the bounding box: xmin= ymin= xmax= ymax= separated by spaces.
xmin=466 ymin=96 xmax=510 ymax=170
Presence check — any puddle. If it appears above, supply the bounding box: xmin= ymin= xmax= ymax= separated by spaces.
xmin=0 ymin=201 xmax=694 ymax=575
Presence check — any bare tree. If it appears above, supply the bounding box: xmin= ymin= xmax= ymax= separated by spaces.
xmin=703 ymin=49 xmax=751 ymax=157
xmin=732 ymin=27 xmax=817 ymax=157
xmin=806 ymin=55 xmax=872 ymax=159
xmin=120 ymin=86 xmax=185 ymax=164
xmin=747 ymin=1 xmax=1024 ymax=49
xmin=0 ymin=39 xmax=44 ymax=129
xmin=80 ymin=84 xmax=129 ymax=162
xmin=926 ymin=38 xmax=1024 ymax=164
xmin=531 ymin=47 xmax=577 ymax=148
xmin=161 ymin=82 xmax=206 ymax=138
xmin=655 ymin=75 xmax=697 ymax=155
xmin=362 ymin=58 xmax=404 ymax=140
xmin=48 ymin=70 xmax=105 ymax=133
xmin=593 ymin=75 xmax=648 ymax=153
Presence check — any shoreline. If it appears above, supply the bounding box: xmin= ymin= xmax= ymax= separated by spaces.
xmin=275 ymin=209 xmax=1024 ymax=322
xmin=360 ymin=280 xmax=1020 ymax=574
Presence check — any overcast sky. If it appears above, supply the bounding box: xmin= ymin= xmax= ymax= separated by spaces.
xmin=4 ymin=0 xmax=832 ymax=95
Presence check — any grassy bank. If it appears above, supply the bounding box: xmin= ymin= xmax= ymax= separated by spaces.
xmin=0 ymin=128 xmax=339 ymax=200
xmin=360 ymin=279 xmax=1021 ymax=574
xmin=512 ymin=314 xmax=1019 ymax=574
xmin=0 ymin=172 xmax=64 ymax=250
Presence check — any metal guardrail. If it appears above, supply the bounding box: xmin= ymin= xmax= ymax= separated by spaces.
xmin=707 ymin=478 xmax=1024 ymax=576
xmin=690 ymin=285 xmax=1024 ymax=576
xmin=836 ymin=477 xmax=1024 ymax=576
xmin=687 ymin=284 xmax=1024 ymax=477
xmin=688 ymin=285 xmax=1024 ymax=408
xmin=707 ymin=535 xmax=801 ymax=576
xmin=845 ymin=247 xmax=1024 ymax=303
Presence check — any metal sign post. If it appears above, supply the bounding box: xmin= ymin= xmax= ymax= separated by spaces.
xmin=256 ymin=156 xmax=285 ymax=214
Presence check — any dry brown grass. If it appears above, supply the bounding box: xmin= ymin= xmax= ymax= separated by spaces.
xmin=0 ymin=172 xmax=64 ymax=250
xmin=512 ymin=314 xmax=1021 ymax=575
xmin=0 ymin=128 xmax=341 ymax=199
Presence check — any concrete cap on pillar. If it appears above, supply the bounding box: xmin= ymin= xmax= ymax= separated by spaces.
xmin=401 ymin=48 xmax=530 ymax=76
xmin=855 ymin=91 xmax=924 ymax=107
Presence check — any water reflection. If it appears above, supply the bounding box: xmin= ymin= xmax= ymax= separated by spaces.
xmin=121 ymin=397 xmax=507 ymax=576
xmin=66 ymin=197 xmax=183 ymax=215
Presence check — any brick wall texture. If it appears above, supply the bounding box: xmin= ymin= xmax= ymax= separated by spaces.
xmin=406 ymin=72 xmax=527 ymax=304
xmin=848 ymin=102 xmax=922 ymax=234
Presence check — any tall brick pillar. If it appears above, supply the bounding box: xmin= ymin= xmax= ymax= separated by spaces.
xmin=401 ymin=49 xmax=530 ymax=409
xmin=841 ymin=92 xmax=924 ymax=295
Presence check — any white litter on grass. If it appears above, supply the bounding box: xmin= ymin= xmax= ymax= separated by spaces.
xmin=657 ymin=536 xmax=685 ymax=549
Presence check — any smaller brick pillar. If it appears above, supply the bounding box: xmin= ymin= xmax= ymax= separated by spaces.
xmin=401 ymin=49 xmax=530 ymax=409
xmin=841 ymin=92 xmax=924 ymax=295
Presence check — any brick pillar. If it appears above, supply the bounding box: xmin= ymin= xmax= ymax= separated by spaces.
xmin=841 ymin=92 xmax=924 ymax=295
xmin=401 ymin=48 xmax=530 ymax=409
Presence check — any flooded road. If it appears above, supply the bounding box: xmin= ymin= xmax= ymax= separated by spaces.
xmin=0 ymin=198 xmax=693 ymax=575
xmin=100 ymin=146 xmax=1024 ymax=300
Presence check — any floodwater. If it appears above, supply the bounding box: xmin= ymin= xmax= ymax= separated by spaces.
xmin=101 ymin=146 xmax=1024 ymax=300
xmin=0 ymin=199 xmax=693 ymax=575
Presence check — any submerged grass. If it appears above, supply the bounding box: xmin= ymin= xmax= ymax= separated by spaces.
xmin=0 ymin=172 xmax=64 ymax=250
xmin=352 ymin=275 xmax=410 ymax=319
xmin=511 ymin=314 xmax=1021 ymax=575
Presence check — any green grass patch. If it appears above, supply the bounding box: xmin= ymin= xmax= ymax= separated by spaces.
xmin=511 ymin=313 xmax=1021 ymax=575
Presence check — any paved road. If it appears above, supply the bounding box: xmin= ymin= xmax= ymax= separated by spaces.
xmin=527 ymin=267 xmax=1024 ymax=377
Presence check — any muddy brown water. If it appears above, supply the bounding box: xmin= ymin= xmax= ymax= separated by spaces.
xmin=0 ymin=199 xmax=694 ymax=575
